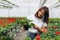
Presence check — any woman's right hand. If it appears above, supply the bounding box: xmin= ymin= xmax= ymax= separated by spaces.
xmin=33 ymin=25 xmax=48 ymax=33
xmin=41 ymin=27 xmax=48 ymax=33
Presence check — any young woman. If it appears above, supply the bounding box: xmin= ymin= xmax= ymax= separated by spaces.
xmin=27 ymin=6 xmax=49 ymax=40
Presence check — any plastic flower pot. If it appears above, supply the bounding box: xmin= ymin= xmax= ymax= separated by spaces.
xmin=23 ymin=25 xmax=29 ymax=30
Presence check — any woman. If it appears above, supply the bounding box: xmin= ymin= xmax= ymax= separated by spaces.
xmin=27 ymin=6 xmax=49 ymax=40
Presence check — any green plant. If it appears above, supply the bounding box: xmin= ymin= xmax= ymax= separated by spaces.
xmin=16 ymin=17 xmax=32 ymax=28
xmin=40 ymin=18 xmax=60 ymax=40
xmin=0 ymin=36 xmax=14 ymax=40
xmin=24 ymin=36 xmax=31 ymax=40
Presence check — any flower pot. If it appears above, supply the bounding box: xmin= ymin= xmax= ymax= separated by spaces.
xmin=23 ymin=25 xmax=29 ymax=30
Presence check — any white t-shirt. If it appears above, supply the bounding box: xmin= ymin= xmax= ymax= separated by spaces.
xmin=27 ymin=14 xmax=47 ymax=33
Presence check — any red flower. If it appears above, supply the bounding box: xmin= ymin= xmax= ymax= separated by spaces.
xmin=7 ymin=18 xmax=16 ymax=23
xmin=2 ymin=24 xmax=6 ymax=27
xmin=53 ymin=26 xmax=57 ymax=29
xmin=0 ymin=20 xmax=4 ymax=25
xmin=56 ymin=32 xmax=60 ymax=35
xmin=7 ymin=21 xmax=11 ymax=24
xmin=36 ymin=34 xmax=40 ymax=40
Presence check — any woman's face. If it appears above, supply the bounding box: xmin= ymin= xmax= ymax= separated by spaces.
xmin=38 ymin=9 xmax=45 ymax=18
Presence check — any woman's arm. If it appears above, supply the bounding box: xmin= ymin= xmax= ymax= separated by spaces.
xmin=38 ymin=26 xmax=48 ymax=33
xmin=33 ymin=25 xmax=48 ymax=33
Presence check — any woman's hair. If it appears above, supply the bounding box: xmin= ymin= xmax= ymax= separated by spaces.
xmin=35 ymin=6 xmax=49 ymax=24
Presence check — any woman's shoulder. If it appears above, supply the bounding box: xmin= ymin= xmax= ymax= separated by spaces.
xmin=27 ymin=14 xmax=35 ymax=20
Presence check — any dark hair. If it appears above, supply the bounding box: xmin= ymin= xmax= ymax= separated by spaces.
xmin=35 ymin=6 xmax=49 ymax=24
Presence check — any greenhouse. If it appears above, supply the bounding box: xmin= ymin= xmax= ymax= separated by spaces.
xmin=0 ymin=0 xmax=60 ymax=40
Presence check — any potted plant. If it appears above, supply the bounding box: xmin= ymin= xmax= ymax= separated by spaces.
xmin=16 ymin=17 xmax=32 ymax=30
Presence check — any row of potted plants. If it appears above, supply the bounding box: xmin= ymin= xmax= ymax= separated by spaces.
xmin=1 ymin=18 xmax=60 ymax=40
xmin=41 ymin=18 xmax=60 ymax=40
xmin=0 ymin=17 xmax=33 ymax=40
xmin=0 ymin=18 xmax=20 ymax=40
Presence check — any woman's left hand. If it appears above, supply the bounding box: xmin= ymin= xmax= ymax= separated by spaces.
xmin=41 ymin=27 xmax=48 ymax=33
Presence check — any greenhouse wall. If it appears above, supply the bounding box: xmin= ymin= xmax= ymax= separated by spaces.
xmin=0 ymin=0 xmax=60 ymax=18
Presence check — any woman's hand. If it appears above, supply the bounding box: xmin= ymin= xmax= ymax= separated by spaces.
xmin=33 ymin=25 xmax=48 ymax=33
xmin=33 ymin=25 xmax=39 ymax=29
xmin=37 ymin=27 xmax=48 ymax=33
xmin=41 ymin=27 xmax=48 ymax=33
